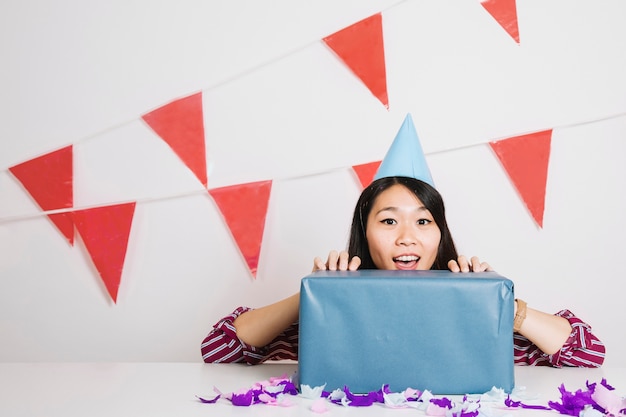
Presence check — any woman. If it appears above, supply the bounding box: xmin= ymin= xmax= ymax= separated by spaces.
xmin=201 ymin=176 xmax=605 ymax=367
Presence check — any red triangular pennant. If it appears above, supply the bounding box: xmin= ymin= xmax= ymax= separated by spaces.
xmin=9 ymin=145 xmax=74 ymax=245
xmin=73 ymin=202 xmax=136 ymax=303
xmin=352 ymin=161 xmax=381 ymax=189
xmin=209 ymin=181 xmax=272 ymax=278
xmin=141 ymin=92 xmax=208 ymax=187
xmin=489 ymin=130 xmax=552 ymax=228
xmin=323 ymin=13 xmax=389 ymax=109
xmin=480 ymin=0 xmax=520 ymax=43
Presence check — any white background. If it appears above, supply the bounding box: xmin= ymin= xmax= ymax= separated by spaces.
xmin=1 ymin=0 xmax=624 ymax=365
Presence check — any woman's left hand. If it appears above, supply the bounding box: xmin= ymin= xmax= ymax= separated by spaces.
xmin=448 ymin=255 xmax=493 ymax=273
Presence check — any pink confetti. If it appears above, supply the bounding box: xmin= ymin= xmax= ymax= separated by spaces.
xmin=591 ymin=381 xmax=626 ymax=416
xmin=310 ymin=398 xmax=330 ymax=413
xmin=426 ymin=402 xmax=449 ymax=415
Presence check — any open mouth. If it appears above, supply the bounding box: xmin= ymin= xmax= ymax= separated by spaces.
xmin=392 ymin=255 xmax=420 ymax=269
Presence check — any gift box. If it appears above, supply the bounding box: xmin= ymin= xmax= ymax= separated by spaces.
xmin=298 ymin=270 xmax=515 ymax=395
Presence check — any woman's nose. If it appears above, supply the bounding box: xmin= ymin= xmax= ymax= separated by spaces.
xmin=396 ymin=224 xmax=416 ymax=246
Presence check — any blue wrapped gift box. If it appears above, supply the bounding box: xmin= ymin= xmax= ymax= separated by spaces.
xmin=298 ymin=270 xmax=514 ymax=394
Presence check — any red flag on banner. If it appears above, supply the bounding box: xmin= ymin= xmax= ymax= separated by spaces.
xmin=73 ymin=202 xmax=136 ymax=303
xmin=352 ymin=161 xmax=381 ymax=189
xmin=9 ymin=145 xmax=75 ymax=245
xmin=489 ymin=130 xmax=552 ymax=228
xmin=142 ymin=92 xmax=208 ymax=187
xmin=209 ymin=181 xmax=272 ymax=278
xmin=323 ymin=13 xmax=389 ymax=109
xmin=480 ymin=0 xmax=520 ymax=43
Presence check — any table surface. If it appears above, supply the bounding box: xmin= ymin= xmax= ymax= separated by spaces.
xmin=0 ymin=362 xmax=623 ymax=417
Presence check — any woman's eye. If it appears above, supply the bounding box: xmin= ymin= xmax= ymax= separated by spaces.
xmin=381 ymin=218 xmax=396 ymax=225
xmin=417 ymin=219 xmax=432 ymax=225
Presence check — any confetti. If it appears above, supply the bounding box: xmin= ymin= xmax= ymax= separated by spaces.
xmin=197 ymin=375 xmax=625 ymax=417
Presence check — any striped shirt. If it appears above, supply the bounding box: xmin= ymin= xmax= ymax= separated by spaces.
xmin=201 ymin=307 xmax=605 ymax=367
xmin=513 ymin=309 xmax=605 ymax=367
xmin=201 ymin=306 xmax=299 ymax=364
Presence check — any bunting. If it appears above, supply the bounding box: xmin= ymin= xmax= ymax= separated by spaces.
xmin=480 ymin=0 xmax=520 ymax=44
xmin=352 ymin=161 xmax=381 ymax=189
xmin=0 ymin=4 xmax=604 ymax=304
xmin=8 ymin=145 xmax=75 ymax=245
xmin=209 ymin=181 xmax=273 ymax=278
xmin=323 ymin=13 xmax=389 ymax=109
xmin=489 ymin=130 xmax=552 ymax=228
xmin=73 ymin=202 xmax=137 ymax=304
xmin=142 ymin=92 xmax=208 ymax=187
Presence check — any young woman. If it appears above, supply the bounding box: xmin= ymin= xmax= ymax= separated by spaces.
xmin=201 ymin=176 xmax=605 ymax=367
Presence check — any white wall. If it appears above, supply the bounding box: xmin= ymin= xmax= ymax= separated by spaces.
xmin=1 ymin=0 xmax=624 ymax=365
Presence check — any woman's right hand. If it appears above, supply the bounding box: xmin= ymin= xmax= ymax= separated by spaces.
xmin=313 ymin=250 xmax=361 ymax=272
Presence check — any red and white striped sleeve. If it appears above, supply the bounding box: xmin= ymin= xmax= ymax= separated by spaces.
xmin=513 ymin=309 xmax=605 ymax=368
xmin=201 ymin=306 xmax=299 ymax=364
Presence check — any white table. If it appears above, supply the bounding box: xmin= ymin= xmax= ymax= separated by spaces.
xmin=0 ymin=362 xmax=623 ymax=416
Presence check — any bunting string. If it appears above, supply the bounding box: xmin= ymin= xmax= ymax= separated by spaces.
xmin=2 ymin=108 xmax=626 ymax=226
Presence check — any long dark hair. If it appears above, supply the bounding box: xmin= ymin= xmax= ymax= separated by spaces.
xmin=347 ymin=176 xmax=458 ymax=270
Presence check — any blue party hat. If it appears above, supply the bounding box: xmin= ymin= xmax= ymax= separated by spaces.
xmin=374 ymin=113 xmax=434 ymax=186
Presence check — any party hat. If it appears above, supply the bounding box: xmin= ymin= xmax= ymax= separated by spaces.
xmin=374 ymin=113 xmax=434 ymax=186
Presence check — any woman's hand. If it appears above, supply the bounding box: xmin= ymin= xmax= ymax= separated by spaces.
xmin=448 ymin=255 xmax=493 ymax=273
xmin=313 ymin=250 xmax=361 ymax=272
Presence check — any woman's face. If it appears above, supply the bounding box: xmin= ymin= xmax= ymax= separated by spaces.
xmin=365 ymin=184 xmax=441 ymax=270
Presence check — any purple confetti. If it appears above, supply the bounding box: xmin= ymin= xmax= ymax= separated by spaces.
xmin=548 ymin=384 xmax=597 ymax=416
xmin=198 ymin=375 xmax=625 ymax=416
xmin=196 ymin=394 xmax=220 ymax=404
xmin=230 ymin=390 xmax=254 ymax=406
xmin=431 ymin=397 xmax=454 ymax=409
xmin=505 ymin=395 xmax=551 ymax=410
xmin=343 ymin=388 xmax=380 ymax=407
xmin=278 ymin=380 xmax=299 ymax=396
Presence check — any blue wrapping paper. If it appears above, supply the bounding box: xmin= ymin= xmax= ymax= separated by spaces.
xmin=298 ymin=270 xmax=514 ymax=395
